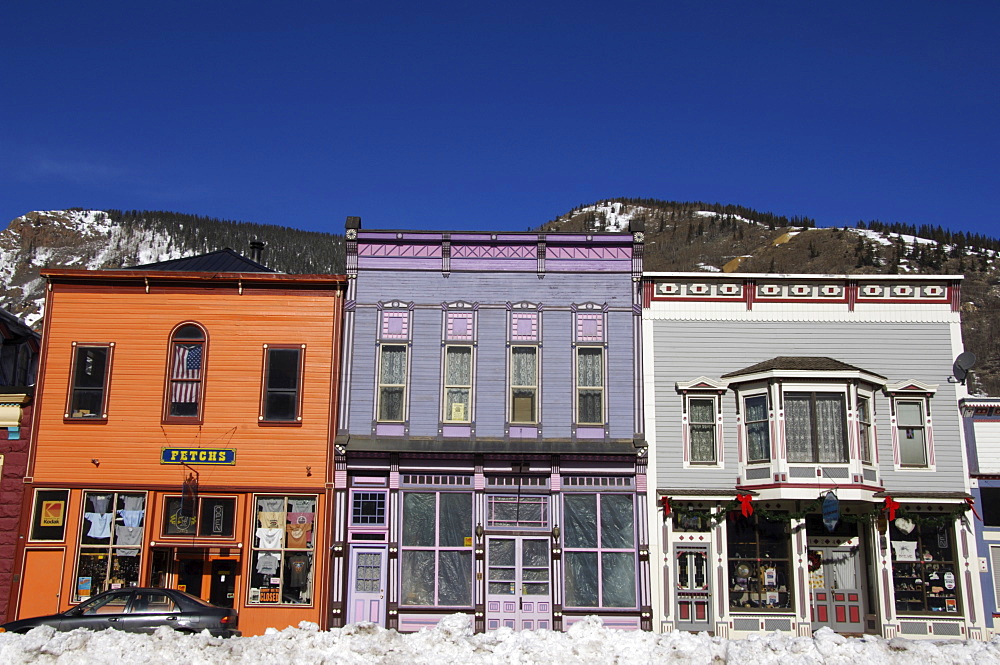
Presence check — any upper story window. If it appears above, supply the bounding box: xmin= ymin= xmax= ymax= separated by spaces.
xmin=858 ymin=395 xmax=875 ymax=464
xmin=576 ymin=347 xmax=604 ymax=425
xmin=508 ymin=303 xmax=540 ymax=425
xmin=744 ymin=395 xmax=771 ymax=463
xmin=260 ymin=345 xmax=304 ymax=423
xmin=442 ymin=304 xmax=476 ymax=424
xmin=443 ymin=346 xmax=473 ymax=423
xmin=376 ymin=304 xmax=412 ymax=424
xmin=164 ymin=324 xmax=206 ymax=421
xmin=723 ymin=357 xmax=887 ymax=468
xmin=785 ymin=392 xmax=848 ymax=463
xmin=573 ymin=305 xmax=606 ymax=426
xmin=378 ymin=345 xmax=407 ymax=422
xmin=676 ymin=377 xmax=727 ymax=465
xmin=510 ymin=346 xmax=538 ymax=424
xmin=885 ymin=380 xmax=937 ymax=469
xmin=66 ymin=343 xmax=114 ymax=420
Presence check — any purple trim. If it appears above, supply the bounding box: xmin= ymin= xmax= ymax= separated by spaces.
xmin=358 ymin=258 xmax=443 ymax=270
xmin=509 ymin=426 xmax=538 ymax=438
xmin=376 ymin=423 xmax=405 ymax=436
xmin=442 ymin=425 xmax=472 ymax=438
xmin=359 ymin=243 xmax=442 ymax=257
xmin=450 ymin=258 xmax=537 ymax=271
xmin=575 ymin=427 xmax=605 ymax=439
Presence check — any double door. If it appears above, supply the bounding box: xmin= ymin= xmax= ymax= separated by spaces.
xmin=485 ymin=536 xmax=552 ymax=630
xmin=675 ymin=546 xmax=712 ymax=632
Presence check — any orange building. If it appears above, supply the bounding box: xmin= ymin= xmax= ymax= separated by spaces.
xmin=11 ymin=251 xmax=345 ymax=635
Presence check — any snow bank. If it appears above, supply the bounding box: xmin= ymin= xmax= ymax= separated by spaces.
xmin=1 ymin=617 xmax=999 ymax=665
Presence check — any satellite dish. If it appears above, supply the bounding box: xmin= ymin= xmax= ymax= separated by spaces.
xmin=954 ymin=352 xmax=977 ymax=384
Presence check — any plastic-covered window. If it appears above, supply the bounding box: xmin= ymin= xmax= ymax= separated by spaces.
xmin=562 ymin=493 xmax=636 ymax=608
xmin=400 ymin=492 xmax=473 ymax=607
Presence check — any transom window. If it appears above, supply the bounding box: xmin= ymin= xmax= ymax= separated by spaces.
xmin=785 ymin=392 xmax=848 ymax=463
xmin=352 ymin=492 xmax=387 ymax=526
xmin=486 ymin=495 xmax=549 ymax=529
xmin=165 ymin=324 xmax=205 ymax=421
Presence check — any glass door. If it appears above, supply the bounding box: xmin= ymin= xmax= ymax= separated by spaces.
xmin=485 ymin=537 xmax=552 ymax=630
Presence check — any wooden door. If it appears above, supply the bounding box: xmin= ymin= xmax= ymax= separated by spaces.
xmin=809 ymin=546 xmax=865 ymax=633
xmin=675 ymin=546 xmax=711 ymax=632
xmin=346 ymin=546 xmax=386 ymax=625
xmin=18 ymin=549 xmax=65 ymax=619
xmin=485 ymin=537 xmax=552 ymax=630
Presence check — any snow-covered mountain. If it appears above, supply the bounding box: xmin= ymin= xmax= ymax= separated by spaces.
xmin=0 ymin=209 xmax=344 ymax=327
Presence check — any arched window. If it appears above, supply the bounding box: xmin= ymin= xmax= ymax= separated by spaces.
xmin=165 ymin=323 xmax=206 ymax=421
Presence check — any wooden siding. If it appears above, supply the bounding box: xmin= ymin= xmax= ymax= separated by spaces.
xmin=648 ymin=320 xmax=965 ymax=493
xmin=345 ymin=270 xmax=637 ymax=441
xmin=32 ymin=287 xmax=341 ymax=488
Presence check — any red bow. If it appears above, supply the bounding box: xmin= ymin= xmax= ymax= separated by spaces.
xmin=737 ymin=493 xmax=754 ymax=517
xmin=884 ymin=496 xmax=900 ymax=521
xmin=966 ymin=497 xmax=981 ymax=521
xmin=660 ymin=496 xmax=671 ymax=516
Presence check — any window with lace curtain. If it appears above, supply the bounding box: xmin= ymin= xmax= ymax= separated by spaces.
xmin=785 ymin=392 xmax=848 ymax=463
xmin=686 ymin=396 xmax=718 ymax=464
xmin=377 ymin=344 xmax=407 ymax=422
xmin=443 ymin=345 xmax=473 ymax=423
xmin=576 ymin=347 xmax=604 ymax=425
xmin=510 ymin=346 xmax=537 ymax=424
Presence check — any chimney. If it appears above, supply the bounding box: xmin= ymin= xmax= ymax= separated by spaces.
xmin=249 ymin=240 xmax=265 ymax=264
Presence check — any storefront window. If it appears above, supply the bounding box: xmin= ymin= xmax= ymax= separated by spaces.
xmin=400 ymin=491 xmax=473 ymax=607
xmin=161 ymin=495 xmax=236 ymax=538
xmin=727 ymin=513 xmax=791 ymax=610
xmin=248 ymin=495 xmax=315 ymax=605
xmin=74 ymin=491 xmax=146 ymax=602
xmin=563 ymin=493 xmax=637 ymax=608
xmin=890 ymin=518 xmax=960 ymax=614
xmin=29 ymin=489 xmax=69 ymax=541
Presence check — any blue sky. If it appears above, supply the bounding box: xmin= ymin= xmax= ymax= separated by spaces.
xmin=2 ymin=1 xmax=997 ymax=235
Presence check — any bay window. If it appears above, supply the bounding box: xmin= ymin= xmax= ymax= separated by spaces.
xmin=744 ymin=395 xmax=771 ymax=463
xmin=785 ymin=392 xmax=848 ymax=463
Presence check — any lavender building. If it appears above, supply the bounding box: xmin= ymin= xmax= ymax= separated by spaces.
xmin=331 ymin=218 xmax=651 ymax=631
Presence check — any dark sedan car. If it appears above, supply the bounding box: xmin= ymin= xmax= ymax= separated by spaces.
xmin=0 ymin=588 xmax=240 ymax=637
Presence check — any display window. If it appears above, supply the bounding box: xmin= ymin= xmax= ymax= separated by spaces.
xmin=890 ymin=517 xmax=960 ymax=614
xmin=161 ymin=495 xmax=236 ymax=538
xmin=726 ymin=513 xmax=791 ymax=610
xmin=74 ymin=491 xmax=147 ymax=602
xmin=247 ymin=495 xmax=316 ymax=605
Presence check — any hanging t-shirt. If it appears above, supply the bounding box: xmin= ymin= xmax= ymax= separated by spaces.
xmin=287 ymin=499 xmax=314 ymax=513
xmin=256 ymin=552 xmax=280 ymax=575
xmin=286 ymin=554 xmax=310 ymax=587
xmin=88 ymin=495 xmax=111 ymax=514
xmin=118 ymin=509 xmax=144 ymax=527
xmin=115 ymin=525 xmax=144 ymax=546
xmin=285 ymin=522 xmax=312 ymax=549
xmin=258 ymin=511 xmax=284 ymax=528
xmin=84 ymin=512 xmax=113 ymax=539
xmin=257 ymin=498 xmax=284 ymax=512
xmin=286 ymin=512 xmax=315 ymax=526
xmin=122 ymin=496 xmax=145 ymax=511
xmin=256 ymin=527 xmax=283 ymax=549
